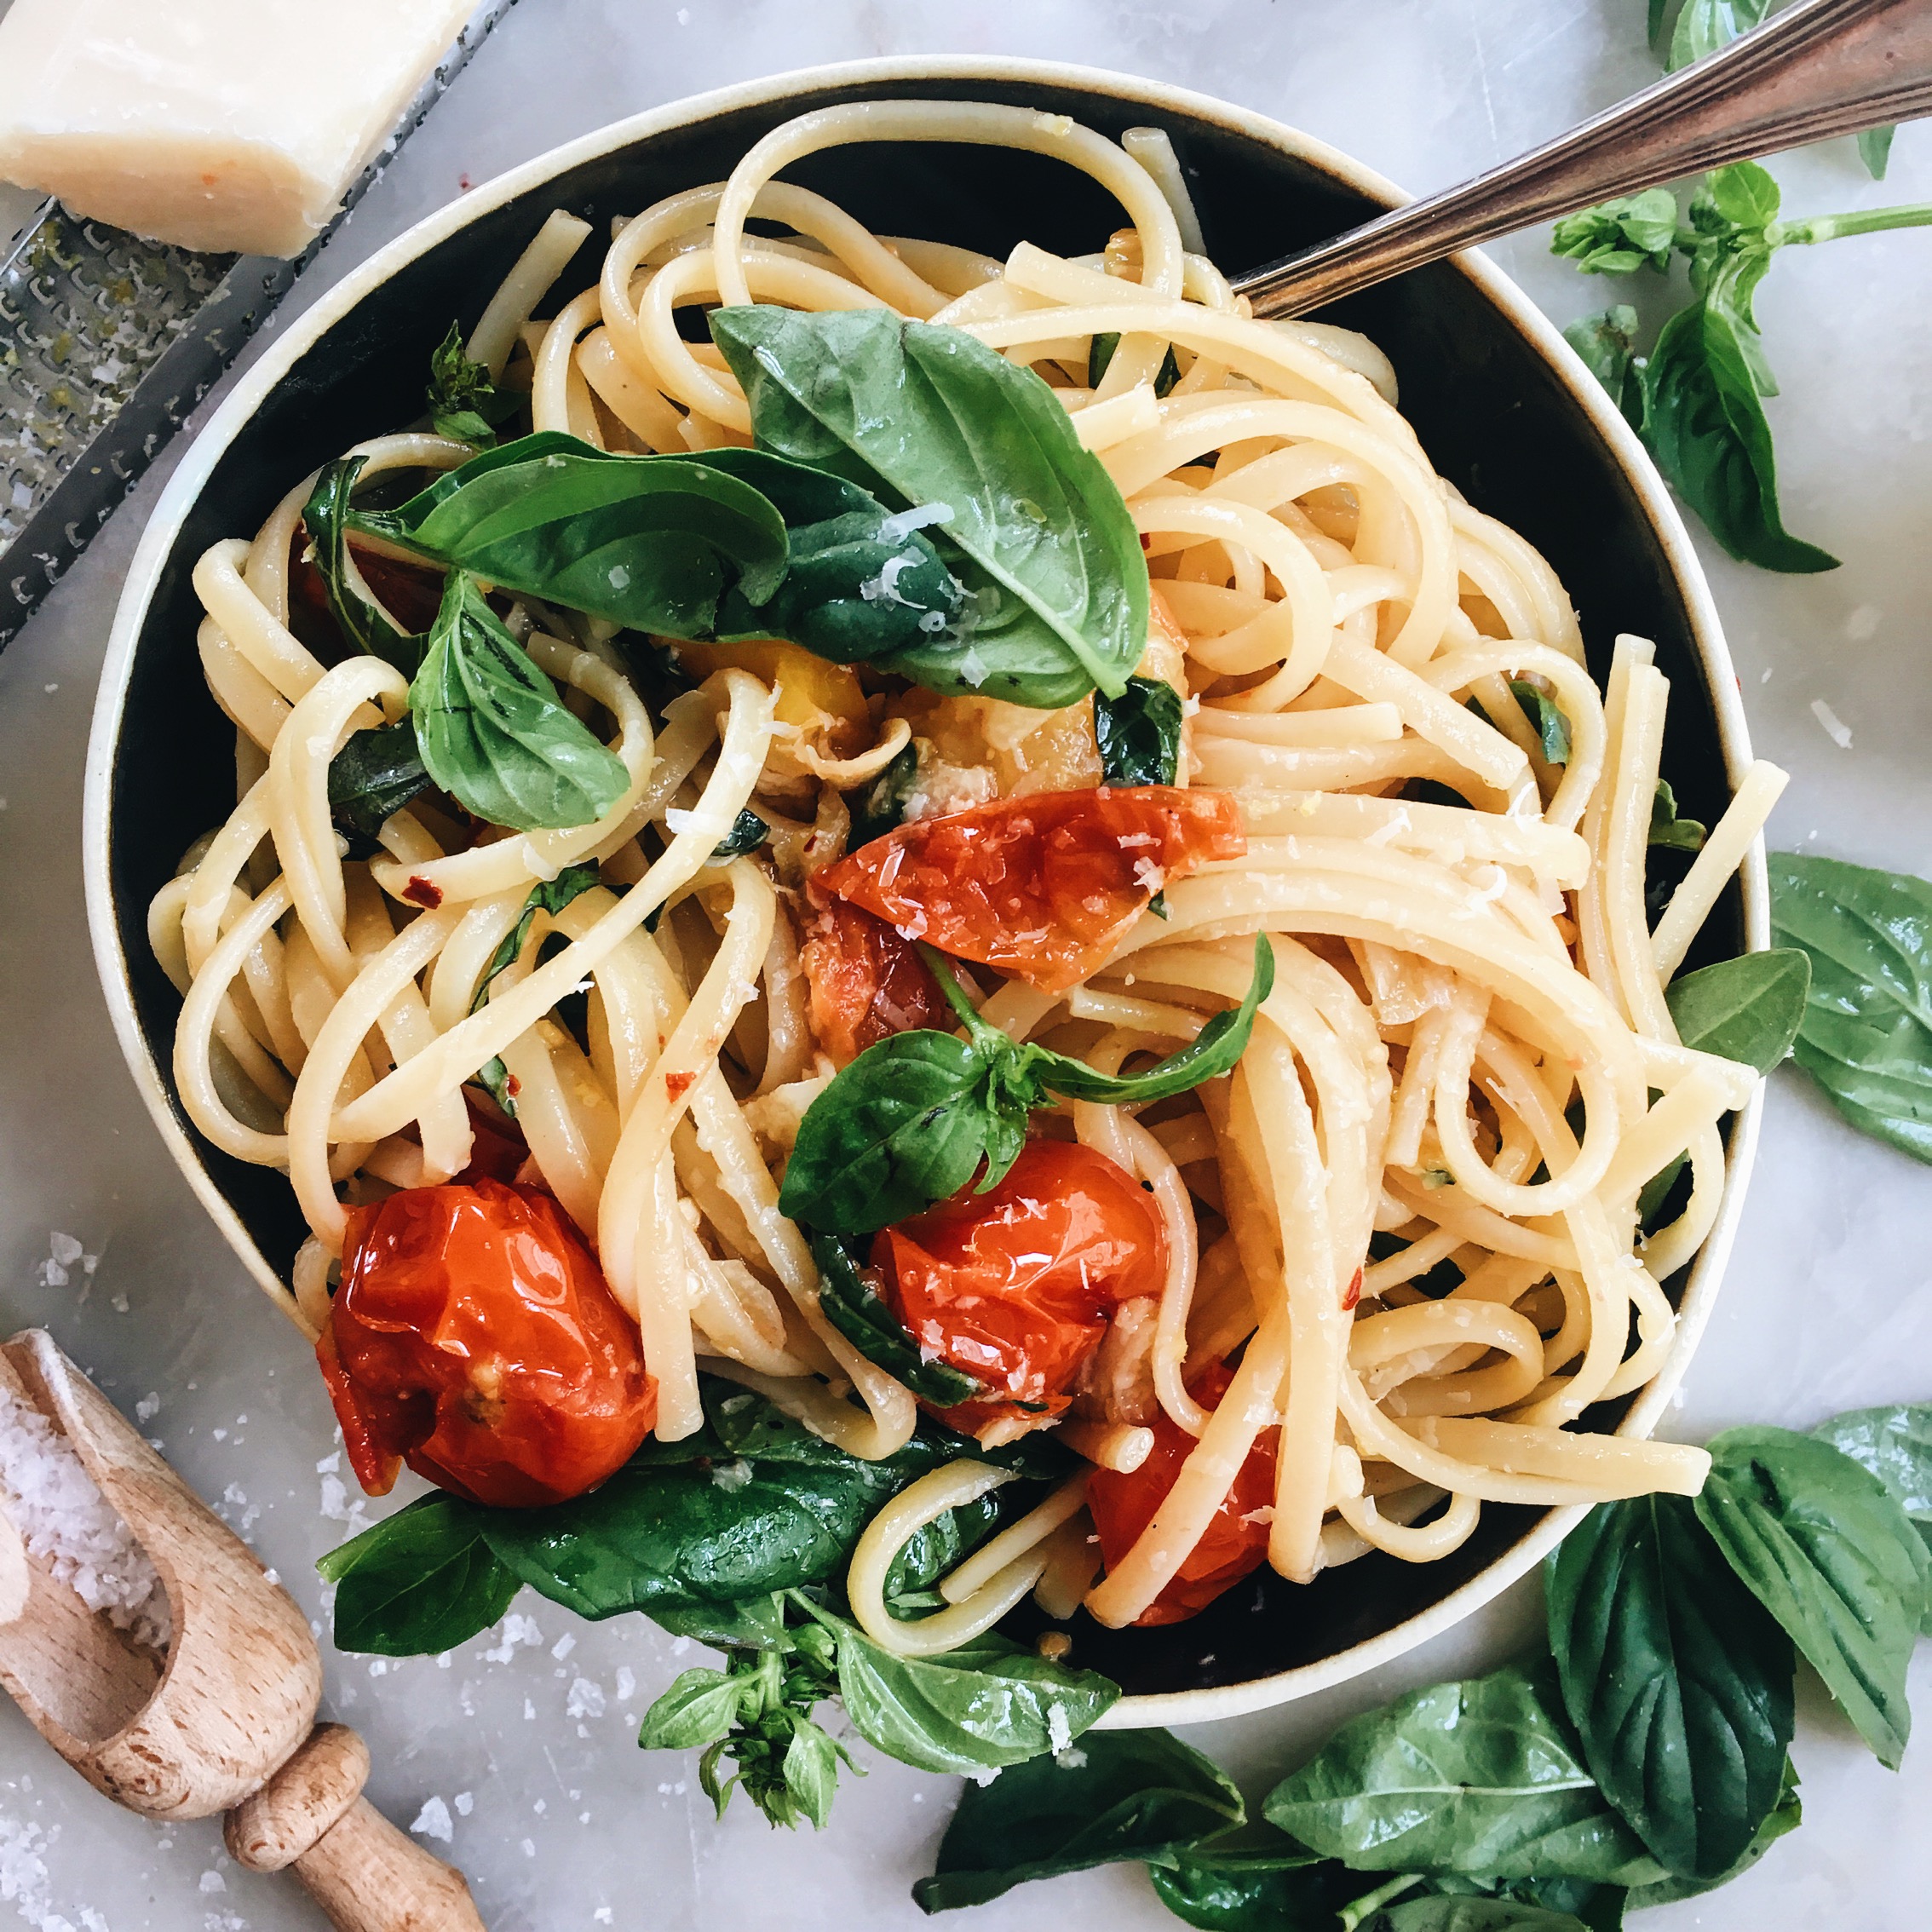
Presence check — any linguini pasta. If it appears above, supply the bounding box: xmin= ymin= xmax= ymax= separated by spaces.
xmin=152 ymin=101 xmax=1785 ymax=1652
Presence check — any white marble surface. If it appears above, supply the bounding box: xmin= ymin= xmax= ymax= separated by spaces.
xmin=4 ymin=3 xmax=1932 ymax=1928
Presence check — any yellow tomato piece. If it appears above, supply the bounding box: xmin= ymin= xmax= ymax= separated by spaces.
xmin=673 ymin=639 xmax=869 ymax=743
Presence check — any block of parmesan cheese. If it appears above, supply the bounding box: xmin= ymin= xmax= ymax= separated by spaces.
xmin=0 ymin=0 xmax=477 ymax=257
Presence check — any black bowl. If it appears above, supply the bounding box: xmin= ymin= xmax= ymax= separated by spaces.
xmin=84 ymin=56 xmax=1764 ymax=1723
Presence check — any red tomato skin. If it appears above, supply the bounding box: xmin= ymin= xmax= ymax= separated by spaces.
xmin=812 ymin=787 xmax=1246 ymax=994
xmin=801 ymin=899 xmax=952 ymax=1066
xmin=876 ymin=1141 xmax=1167 ymax=1429
xmin=1087 ymin=1360 xmax=1279 ymax=1625
xmin=319 ymin=1179 xmax=656 ymax=1509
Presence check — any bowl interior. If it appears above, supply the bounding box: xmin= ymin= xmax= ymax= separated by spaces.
xmin=101 ymin=69 xmax=1740 ymax=1702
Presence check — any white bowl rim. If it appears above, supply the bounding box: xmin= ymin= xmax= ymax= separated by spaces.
xmin=82 ymin=51 xmax=1764 ymax=1733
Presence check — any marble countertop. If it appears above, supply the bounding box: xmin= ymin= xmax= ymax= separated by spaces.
xmin=4 ymin=3 xmax=1932 ymax=1927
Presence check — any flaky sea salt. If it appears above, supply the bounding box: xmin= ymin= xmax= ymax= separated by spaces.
xmin=410 ymin=1797 xmax=453 ymax=1843
xmin=1810 ymin=698 xmax=1854 ymax=749
xmin=0 ymin=1372 xmax=170 ymax=1650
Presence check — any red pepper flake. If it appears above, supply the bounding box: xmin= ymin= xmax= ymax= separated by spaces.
xmin=403 ymin=875 xmax=444 ymax=909
xmin=665 ymin=1070 xmax=694 ymax=1101
xmin=505 ymin=1075 xmax=521 ymax=1100
xmin=1342 ymin=1267 xmax=1363 ymax=1311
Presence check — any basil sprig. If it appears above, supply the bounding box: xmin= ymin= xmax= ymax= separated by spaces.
xmin=424 ymin=320 xmax=525 ymax=447
xmin=1770 ymin=850 xmax=1932 ymax=1163
xmin=327 ymin=719 xmax=433 ymax=842
xmin=1095 ymin=676 xmax=1184 ymax=786
xmin=779 ymin=936 xmax=1274 ymax=1235
xmin=302 ymin=456 xmax=423 ymax=672
xmin=712 ymin=305 xmax=1149 ymax=709
xmin=810 ymin=1232 xmax=982 ymax=1406
xmin=410 ymin=570 xmax=630 ymax=831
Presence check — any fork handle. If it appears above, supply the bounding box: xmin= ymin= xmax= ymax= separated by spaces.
xmin=1233 ymin=0 xmax=1932 ymax=316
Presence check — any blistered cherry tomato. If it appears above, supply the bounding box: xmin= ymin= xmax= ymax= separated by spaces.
xmin=812 ymin=787 xmax=1245 ymax=994
xmin=875 ymin=1141 xmax=1166 ymax=1429
xmin=319 ymin=1178 xmax=655 ymax=1509
xmin=800 ymin=899 xmax=952 ymax=1067
xmin=1087 ymin=1359 xmax=1279 ymax=1625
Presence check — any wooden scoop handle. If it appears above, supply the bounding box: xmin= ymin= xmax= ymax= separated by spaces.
xmin=227 ymin=1722 xmax=484 ymax=1932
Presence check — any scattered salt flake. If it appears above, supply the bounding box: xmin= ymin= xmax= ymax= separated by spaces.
xmin=315 ymin=1452 xmax=340 ymax=1475
xmin=524 ymin=1699 xmax=537 ymax=1721
xmin=1846 ymin=603 xmax=1882 ymax=641
xmin=1810 ymin=698 xmax=1854 ymax=749
xmin=566 ymin=1676 xmax=607 ymax=1720
xmin=483 ymin=1613 xmax=543 ymax=1665
xmin=198 ymin=1866 xmax=227 ymax=1892
xmin=0 ymin=1371 xmax=171 ymax=1648
xmin=550 ymin=1634 xmax=576 ymax=1661
xmin=595 ymin=1912 xmax=614 ymax=1926
xmin=134 ymin=1393 xmax=160 ymax=1423
xmin=319 ymin=1475 xmax=351 ymax=1521
xmin=211 ymin=1429 xmax=227 ymax=1443
xmin=521 ymin=1839 xmax=536 ymax=1858
xmin=1046 ymin=1705 xmax=1074 ymax=1754
xmin=532 ymin=1800 xmax=546 ymax=1816
xmin=1054 ymin=1745 xmax=1089 ymax=1770
xmin=614 ymin=1665 xmax=636 ymax=1703
xmin=109 ymin=1290 xmax=129 ymax=1314
xmin=411 ymin=1797 xmax=453 ymax=1843
xmin=453 ymin=1792 xmax=474 ymax=1817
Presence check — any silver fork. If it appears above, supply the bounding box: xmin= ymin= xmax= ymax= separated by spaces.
xmin=1233 ymin=0 xmax=1932 ymax=316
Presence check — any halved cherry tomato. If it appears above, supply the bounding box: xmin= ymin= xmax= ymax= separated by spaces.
xmin=812 ymin=787 xmax=1245 ymax=994
xmin=801 ymin=900 xmax=952 ymax=1066
xmin=875 ymin=1140 xmax=1166 ymax=1430
xmin=1087 ymin=1359 xmax=1279 ymax=1625
xmin=452 ymin=1089 xmax=530 ymax=1187
xmin=319 ymin=1178 xmax=655 ymax=1509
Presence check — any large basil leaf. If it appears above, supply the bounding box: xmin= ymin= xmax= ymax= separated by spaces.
xmin=328 ymin=719 xmax=433 ymax=842
xmin=1545 ymin=1495 xmax=1793 ymax=1879
xmin=1812 ymin=1403 xmax=1932 ymax=1589
xmin=303 ymin=456 xmax=424 ymax=671
xmin=1623 ymin=1752 xmax=1800 ymax=1911
xmin=1663 ymin=947 xmax=1810 ymax=1072
xmin=409 ymin=570 xmax=630 ymax=831
xmin=711 ymin=304 xmax=1148 ymax=709
xmin=1263 ymin=1661 xmax=1662 ymax=1885
xmin=810 ymin=1232 xmax=982 ymax=1406
xmin=883 ymin=1488 xmax=1006 ymax=1613
xmin=913 ymin=1725 xmax=1238 ymax=1912
xmin=833 ymin=1620 xmax=1118 ymax=1787
xmin=1095 ymin=676 xmax=1183 ymax=786
xmin=1641 ymin=292 xmax=1837 ymax=573
xmin=1694 ymin=1425 xmax=1929 ymax=1768
xmin=1358 ymin=1905 xmax=1590 ymax=1932
xmin=1665 ymin=0 xmax=1771 ymax=69
xmin=318 ymin=1493 xmax=520 ymax=1657
xmin=1769 ymin=851 xmax=1932 ymax=1162
xmin=352 ymin=432 xmax=789 ymax=636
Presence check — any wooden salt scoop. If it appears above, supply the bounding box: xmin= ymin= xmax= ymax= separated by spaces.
xmin=0 ymin=1328 xmax=486 ymax=1930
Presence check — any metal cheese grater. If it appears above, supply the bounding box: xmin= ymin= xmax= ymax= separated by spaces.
xmin=0 ymin=0 xmax=520 ymax=650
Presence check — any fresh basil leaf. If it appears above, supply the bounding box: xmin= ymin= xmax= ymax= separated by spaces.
xmin=649 ymin=1591 xmax=793 ymax=1651
xmin=1550 ymin=189 xmax=1678 ymax=275
xmin=1023 ymin=934 xmax=1274 ymax=1104
xmin=1358 ymin=1904 xmax=1590 ymax=1932
xmin=828 ymin=1616 xmax=1118 ymax=1787
xmin=426 ymin=320 xmax=525 ymax=447
xmin=777 ymin=1029 xmax=1002 ymax=1234
xmin=1510 ymin=680 xmax=1572 ymax=765
xmin=712 ymin=305 xmax=1148 ymax=710
xmin=1095 ymin=676 xmax=1184 ymax=786
xmin=470 ymin=861 xmax=602 ymax=1017
xmin=711 ymin=806 xmax=769 ymax=859
xmin=1562 ymin=307 xmax=1647 ymax=431
xmin=1695 ymin=1424 xmax=1929 ymax=1768
xmin=912 ymin=1724 xmax=1233 ymax=1912
xmin=1546 ymin=1495 xmax=1794 ymax=1879
xmin=1150 ymin=1842 xmax=1359 ymax=1931
xmin=1263 ymin=1661 xmax=1662 ymax=1885
xmin=1769 ymin=851 xmax=1932 ymax=1162
xmin=302 ymin=457 xmax=425 ymax=672
xmin=317 ymin=1493 xmax=520 ymax=1658
xmin=1859 ymin=124 xmax=1897 ymax=180
xmin=810 ymin=1232 xmax=983 ymax=1406
xmin=328 ymin=719 xmax=433 ymax=841
xmin=1663 ymin=947 xmax=1809 ymax=1072
xmin=780 ymin=1714 xmax=844 ymax=1829
xmin=1641 ymin=293 xmax=1837 ymax=572
xmin=1623 ymin=1753 xmax=1800 ymax=1910
xmin=1648 ymin=778 xmax=1706 ymax=852
xmin=884 ymin=1489 xmax=1007 ymax=1613
xmin=409 ymin=569 xmax=630 ymax=831
xmin=353 ymin=431 xmax=791 ymax=633
xmin=1812 ymin=1403 xmax=1932 ymax=1562
xmin=850 ymin=741 xmax=919 ymax=848
xmin=636 ymin=1666 xmax=749 ymax=1750
xmin=1666 ymin=0 xmax=1770 ymax=70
